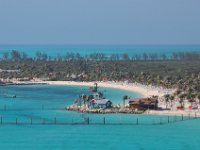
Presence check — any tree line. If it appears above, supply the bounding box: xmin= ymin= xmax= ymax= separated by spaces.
xmin=1 ymin=50 xmax=200 ymax=61
xmin=0 ymin=50 xmax=200 ymax=101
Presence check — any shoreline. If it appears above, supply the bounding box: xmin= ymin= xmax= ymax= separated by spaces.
xmin=6 ymin=80 xmax=198 ymax=117
xmin=2 ymin=80 xmax=170 ymax=97
xmin=34 ymin=81 xmax=200 ymax=117
xmin=44 ymin=81 xmax=171 ymax=98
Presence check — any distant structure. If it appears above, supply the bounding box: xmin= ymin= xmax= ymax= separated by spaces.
xmin=90 ymin=99 xmax=112 ymax=109
xmin=70 ymin=91 xmax=113 ymax=110
xmin=0 ymin=81 xmax=6 ymax=86
xmin=128 ymin=97 xmax=158 ymax=110
xmin=0 ymin=69 xmax=20 ymax=73
xmin=89 ymin=92 xmax=112 ymax=109
xmin=89 ymin=83 xmax=98 ymax=92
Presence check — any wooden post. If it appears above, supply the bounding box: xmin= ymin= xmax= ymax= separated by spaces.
xmin=0 ymin=116 xmax=2 ymax=125
xmin=136 ymin=118 xmax=138 ymax=125
xmin=195 ymin=112 xmax=197 ymax=119
xmin=54 ymin=117 xmax=57 ymax=125
xmin=189 ymin=113 xmax=190 ymax=119
xmin=103 ymin=117 xmax=105 ymax=125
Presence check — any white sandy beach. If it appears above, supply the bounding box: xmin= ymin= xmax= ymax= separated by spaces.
xmin=4 ymin=78 xmax=171 ymax=97
xmin=44 ymin=81 xmax=170 ymax=98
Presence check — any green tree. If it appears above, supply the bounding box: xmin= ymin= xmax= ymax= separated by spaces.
xmin=164 ymin=94 xmax=171 ymax=109
xmin=123 ymin=95 xmax=129 ymax=107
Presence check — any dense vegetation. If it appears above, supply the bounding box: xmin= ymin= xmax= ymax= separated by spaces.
xmin=0 ymin=50 xmax=200 ymax=101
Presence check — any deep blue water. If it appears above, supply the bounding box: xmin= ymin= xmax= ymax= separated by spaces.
xmin=0 ymin=85 xmax=200 ymax=150
xmin=0 ymin=45 xmax=200 ymax=58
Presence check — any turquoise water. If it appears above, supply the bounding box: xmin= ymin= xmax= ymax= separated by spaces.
xmin=1 ymin=45 xmax=199 ymax=149
xmin=0 ymin=45 xmax=200 ymax=58
xmin=0 ymin=85 xmax=200 ymax=150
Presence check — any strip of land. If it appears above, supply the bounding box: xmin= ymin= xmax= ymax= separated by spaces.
xmin=3 ymin=79 xmax=200 ymax=116
xmin=44 ymin=81 xmax=170 ymax=97
xmin=44 ymin=81 xmax=200 ymax=116
xmin=2 ymin=79 xmax=169 ymax=97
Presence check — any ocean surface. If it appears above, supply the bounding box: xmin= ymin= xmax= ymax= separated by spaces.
xmin=1 ymin=45 xmax=200 ymax=149
xmin=0 ymin=45 xmax=200 ymax=58
xmin=0 ymin=85 xmax=200 ymax=150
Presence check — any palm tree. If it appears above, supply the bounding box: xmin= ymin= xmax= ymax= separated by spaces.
xmin=186 ymin=93 xmax=192 ymax=105
xmin=174 ymin=89 xmax=181 ymax=97
xmin=98 ymin=92 xmax=104 ymax=99
xmin=82 ymin=94 xmax=87 ymax=105
xmin=123 ymin=95 xmax=129 ymax=107
xmin=78 ymin=95 xmax=82 ymax=106
xmin=191 ymin=93 xmax=197 ymax=104
xmin=179 ymin=93 xmax=186 ymax=109
xmin=187 ymin=93 xmax=196 ymax=106
xmin=198 ymin=94 xmax=200 ymax=105
xmin=88 ymin=94 xmax=94 ymax=101
xmin=169 ymin=95 xmax=175 ymax=109
xmin=164 ymin=94 xmax=171 ymax=109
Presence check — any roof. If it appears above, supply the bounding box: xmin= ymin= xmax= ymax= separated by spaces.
xmin=90 ymin=99 xmax=112 ymax=105
xmin=128 ymin=98 xmax=141 ymax=102
xmin=129 ymin=97 xmax=158 ymax=105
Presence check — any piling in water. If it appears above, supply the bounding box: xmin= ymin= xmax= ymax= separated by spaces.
xmin=54 ymin=117 xmax=57 ymax=124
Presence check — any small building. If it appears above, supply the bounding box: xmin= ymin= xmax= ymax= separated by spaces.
xmin=90 ymin=99 xmax=112 ymax=109
xmin=129 ymin=97 xmax=158 ymax=110
xmin=0 ymin=81 xmax=6 ymax=86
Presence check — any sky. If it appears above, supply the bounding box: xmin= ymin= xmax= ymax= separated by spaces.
xmin=0 ymin=0 xmax=200 ymax=45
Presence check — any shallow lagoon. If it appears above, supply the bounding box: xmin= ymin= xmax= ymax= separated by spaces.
xmin=0 ymin=85 xmax=200 ymax=150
